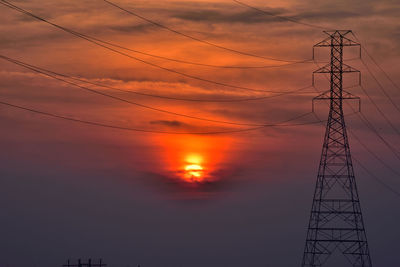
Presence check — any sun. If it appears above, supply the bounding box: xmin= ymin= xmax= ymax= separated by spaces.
xmin=183 ymin=154 xmax=205 ymax=182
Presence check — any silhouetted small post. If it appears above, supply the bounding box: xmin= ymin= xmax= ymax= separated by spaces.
xmin=63 ymin=258 xmax=106 ymax=267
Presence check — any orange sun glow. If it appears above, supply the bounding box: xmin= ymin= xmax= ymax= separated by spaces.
xmin=150 ymin=135 xmax=234 ymax=184
xmin=183 ymin=154 xmax=205 ymax=182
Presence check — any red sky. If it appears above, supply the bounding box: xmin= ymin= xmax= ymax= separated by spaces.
xmin=0 ymin=0 xmax=399 ymax=266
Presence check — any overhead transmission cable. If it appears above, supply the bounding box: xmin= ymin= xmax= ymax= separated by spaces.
xmin=347 ymin=33 xmax=400 ymax=113
xmin=313 ymin=112 xmax=400 ymax=198
xmin=356 ymin=111 xmax=400 ymax=160
xmin=347 ymin=129 xmax=400 ymax=178
xmin=102 ymin=0 xmax=312 ymax=63
xmin=359 ymin=57 xmax=400 ymax=114
xmin=0 ymin=3 xmax=305 ymax=69
xmin=353 ymin=157 xmax=400 ymax=198
xmin=0 ymin=0 xmax=307 ymax=94
xmin=312 ymin=61 xmax=400 ymax=177
xmin=312 ymin=61 xmax=400 ymax=161
xmin=1 ymin=55 xmax=316 ymax=127
xmin=351 ymin=32 xmax=400 ymax=92
xmin=232 ymin=0 xmax=333 ymax=31
xmin=358 ymin=83 xmax=400 ymax=135
xmin=351 ymin=108 xmax=400 ymax=162
xmin=0 ymin=55 xmax=314 ymax=103
xmin=1 ymin=1 xmax=398 ymax=189
xmin=75 ymin=35 xmax=302 ymax=69
xmin=0 ymin=99 xmax=323 ymax=135
xmin=233 ymin=0 xmax=400 ymax=114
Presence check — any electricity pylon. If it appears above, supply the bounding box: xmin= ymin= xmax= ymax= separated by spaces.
xmin=302 ymin=30 xmax=372 ymax=266
xmin=63 ymin=259 xmax=106 ymax=267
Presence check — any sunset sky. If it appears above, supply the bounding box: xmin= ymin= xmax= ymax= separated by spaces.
xmin=0 ymin=0 xmax=399 ymax=266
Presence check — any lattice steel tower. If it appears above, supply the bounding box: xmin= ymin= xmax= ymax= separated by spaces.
xmin=302 ymin=30 xmax=372 ymax=266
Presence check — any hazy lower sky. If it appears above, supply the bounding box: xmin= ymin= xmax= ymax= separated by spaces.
xmin=0 ymin=0 xmax=399 ymax=266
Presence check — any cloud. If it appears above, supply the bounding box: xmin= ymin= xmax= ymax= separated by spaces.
xmin=149 ymin=120 xmax=186 ymax=127
xmin=108 ymin=23 xmax=157 ymax=34
xmin=171 ymin=9 xmax=285 ymax=24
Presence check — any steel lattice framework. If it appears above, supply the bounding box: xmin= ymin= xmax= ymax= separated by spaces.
xmin=302 ymin=30 xmax=372 ymax=267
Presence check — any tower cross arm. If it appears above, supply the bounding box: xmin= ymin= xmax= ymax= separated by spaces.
xmin=313 ymin=30 xmax=361 ymax=60
xmin=312 ymin=64 xmax=361 ymax=86
xmin=313 ymin=90 xmax=360 ymax=100
xmin=312 ymin=90 xmax=361 ymax=112
xmin=313 ymin=64 xmax=360 ymax=74
xmin=342 ymin=64 xmax=360 ymax=73
xmin=313 ymin=36 xmax=333 ymax=48
xmin=313 ymin=36 xmax=359 ymax=48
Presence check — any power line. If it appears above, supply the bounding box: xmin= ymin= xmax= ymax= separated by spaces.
xmin=351 ymin=32 xmax=400 ymax=92
xmin=312 ymin=60 xmax=400 ymax=161
xmin=102 ymin=0 xmax=312 ymax=63
xmin=3 ymin=1 xmax=398 ymax=194
xmin=99 ymin=30 xmax=356 ymax=69
xmin=353 ymin=156 xmax=400 ymax=198
xmin=358 ymin=84 xmax=400 ymax=136
xmin=0 ymin=3 xmax=306 ymax=69
xmin=0 ymin=99 xmax=322 ymax=135
xmin=356 ymin=111 xmax=400 ymax=160
xmin=0 ymin=0 xmax=308 ymax=94
xmin=348 ymin=128 xmax=400 ymax=178
xmin=0 ymin=55 xmax=314 ymax=103
xmin=313 ymin=84 xmax=400 ymax=180
xmin=350 ymin=32 xmax=400 ymax=115
xmin=74 ymin=34 xmax=304 ymax=70
xmin=359 ymin=57 xmax=400 ymax=114
xmin=313 ymin=81 xmax=400 ymax=166
xmin=360 ymin=63 xmax=400 ymax=113
xmin=233 ymin=0 xmax=396 ymax=114
xmin=2 ymin=54 xmax=313 ymax=127
xmin=313 ymin=83 xmax=400 ymax=161
xmin=362 ymin=46 xmax=400 ymax=91
xmin=233 ymin=0 xmax=332 ymax=31
xmin=313 ymin=112 xmax=400 ymax=199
